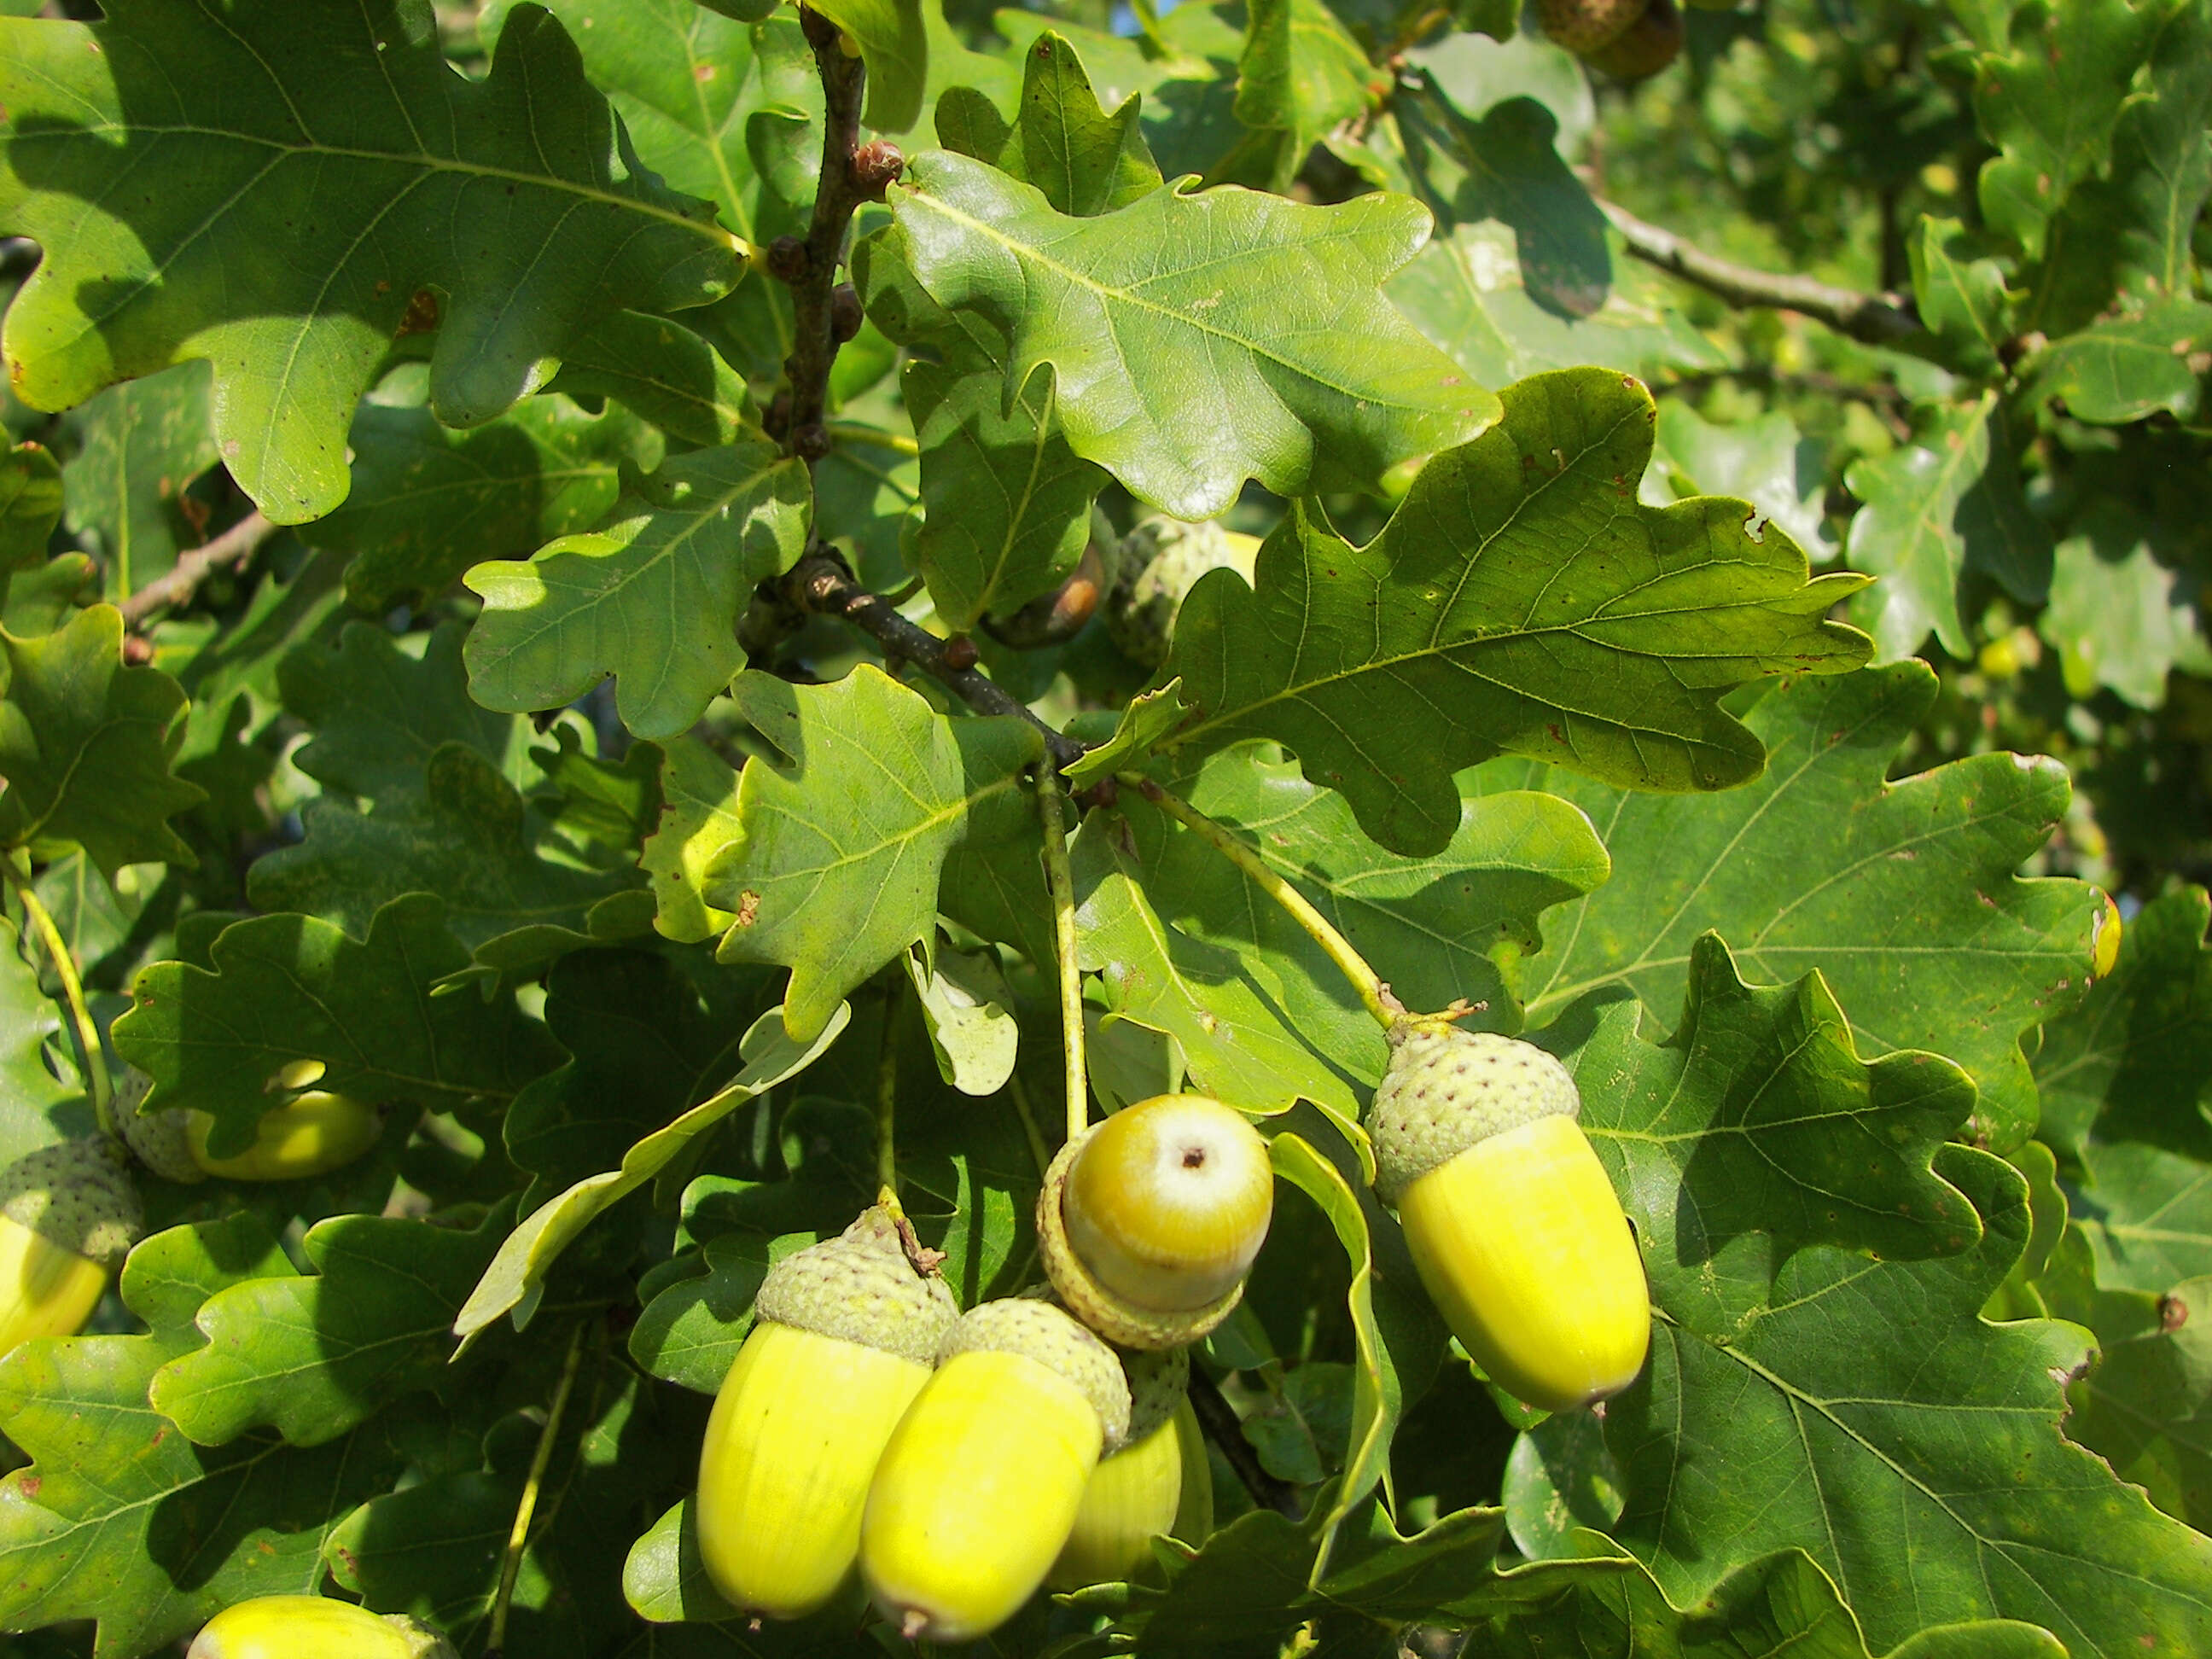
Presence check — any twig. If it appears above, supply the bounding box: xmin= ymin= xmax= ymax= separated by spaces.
xmin=485 ymin=1322 xmax=588 ymax=1659
xmin=116 ymin=511 xmax=277 ymax=626
xmin=1120 ymin=774 xmax=1400 ymax=1031
xmin=783 ymin=8 xmax=871 ymax=458
xmin=1188 ymin=1367 xmax=1303 ymax=1519
xmin=3 ymin=859 xmax=114 ymax=1142
xmin=1036 ymin=769 xmax=1089 ymax=1145
xmin=1598 ymin=199 xmax=1922 ymax=346
xmin=782 ymin=551 xmax=1086 ymax=769
xmin=1004 ymin=1071 xmax=1053 ymax=1179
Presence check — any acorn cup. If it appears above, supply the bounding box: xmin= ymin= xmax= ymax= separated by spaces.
xmin=1104 ymin=516 xmax=1263 ymax=669
xmin=1368 ymin=1020 xmax=1650 ymax=1414
xmin=0 ymin=1136 xmax=142 ymax=1358
xmin=694 ymin=1199 xmax=957 ymax=1622
xmin=861 ymin=1295 xmax=1133 ymax=1641
xmin=1050 ymin=1346 xmax=1213 ymax=1589
xmin=1039 ymin=1093 xmax=1274 ymax=1350
xmin=181 ymin=1060 xmax=384 ymax=1182
xmin=187 ymin=1595 xmax=457 ymax=1658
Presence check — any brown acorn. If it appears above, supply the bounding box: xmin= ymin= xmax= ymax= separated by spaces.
xmin=1584 ymin=0 xmax=1684 ymax=81
xmin=1537 ymin=0 xmax=1647 ymax=55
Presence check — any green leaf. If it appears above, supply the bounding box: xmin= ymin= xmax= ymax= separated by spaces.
xmin=148 ymin=1206 xmax=513 ymax=1448
xmin=0 ymin=603 xmax=205 ymax=874
xmin=1235 ymin=0 xmax=1385 ymax=183
xmin=1648 ymin=401 xmax=1833 ymax=557
xmin=0 ymin=3 xmax=742 ymax=521
xmin=453 ymin=1002 xmax=849 ymax=1341
xmin=247 ymin=741 xmax=650 ymax=971
xmin=0 ymin=442 xmax=61 ymax=579
xmin=940 ymin=31 xmax=1163 ymax=217
xmin=1550 ymin=967 xmax=2212 ymax=1655
xmin=2061 ymin=1270 xmax=2212 ymax=1532
xmin=2026 ymin=298 xmax=2212 ymax=425
xmin=0 ymin=917 xmax=81 ymax=1163
xmin=906 ymin=358 xmax=1105 ymax=630
xmin=464 ymin=431 xmax=811 ymax=742
xmin=1842 ymin=395 xmax=2052 ymax=661
xmin=810 ymin=0 xmax=928 ymax=131
xmin=57 ymin=360 xmax=217 ymax=601
xmin=889 ymin=150 xmax=1497 ymax=518
xmin=113 ymin=894 xmax=562 ymax=1159
xmin=1910 ymin=215 xmax=2013 ymax=376
xmin=641 ymin=735 xmax=746 ymax=945
xmin=1970 ymin=0 xmax=2171 ymax=261
xmin=703 ymin=667 xmax=1045 ymax=1045
xmin=2037 ymin=512 xmax=2212 ymax=708
xmin=905 ymin=940 xmax=1019 ymax=1097
xmin=304 ymin=393 xmax=654 ymax=616
xmin=1493 ymin=661 xmax=2106 ymax=1149
xmin=544 ymin=311 xmax=755 ymax=451
xmin=279 ymin=620 xmax=523 ymax=806
xmin=1154 ymin=367 xmax=1871 ymax=859
xmin=0 ymin=1215 xmax=399 ymax=1657
xmin=630 ymin=1227 xmax=818 ymax=1396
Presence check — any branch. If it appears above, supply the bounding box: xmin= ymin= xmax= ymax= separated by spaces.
xmin=1598 ymin=199 xmax=1922 ymax=346
xmin=1188 ymin=1366 xmax=1304 ymax=1519
xmin=116 ymin=510 xmax=277 ymax=627
xmin=782 ymin=8 xmax=874 ymax=459
xmin=782 ymin=551 xmax=1087 ymax=769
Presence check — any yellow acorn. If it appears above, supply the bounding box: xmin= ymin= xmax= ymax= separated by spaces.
xmin=1370 ymin=1021 xmax=1650 ymax=1414
xmin=0 ymin=1136 xmax=142 ymax=1358
xmin=186 ymin=1595 xmax=456 ymax=1657
xmin=1039 ymin=1093 xmax=1273 ymax=1350
xmin=695 ymin=1200 xmax=958 ymax=1621
xmin=1050 ymin=1347 xmax=1213 ymax=1588
xmin=862 ymin=1295 xmax=1132 ymax=1641
xmin=183 ymin=1061 xmax=383 ymax=1182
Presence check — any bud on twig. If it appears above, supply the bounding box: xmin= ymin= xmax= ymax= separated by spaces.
xmin=794 ymin=422 xmax=833 ymax=462
xmin=765 ymin=235 xmax=811 ymax=283
xmin=851 ymin=140 xmax=905 ymax=200
xmin=831 ymin=283 xmax=864 ymax=343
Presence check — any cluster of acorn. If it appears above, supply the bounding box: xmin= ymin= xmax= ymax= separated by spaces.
xmin=690 ymin=1017 xmax=1651 ymax=1642
xmin=1539 ymin=0 xmax=1697 ymax=83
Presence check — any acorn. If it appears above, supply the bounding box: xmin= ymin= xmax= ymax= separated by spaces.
xmin=1050 ymin=1346 xmax=1212 ymax=1588
xmin=187 ymin=1595 xmax=457 ymax=1658
xmin=183 ymin=1060 xmax=383 ymax=1182
xmin=1038 ymin=1094 xmax=1273 ymax=1350
xmin=1105 ymin=517 xmax=1262 ymax=669
xmin=695 ymin=1200 xmax=958 ymax=1621
xmin=114 ymin=1067 xmax=205 ymax=1185
xmin=1582 ymin=0 xmax=1683 ymax=81
xmin=1536 ymin=0 xmax=1644 ymax=52
xmin=1369 ymin=1021 xmax=1650 ymax=1414
xmin=862 ymin=1295 xmax=1132 ymax=1641
xmin=0 ymin=1136 xmax=142 ymax=1358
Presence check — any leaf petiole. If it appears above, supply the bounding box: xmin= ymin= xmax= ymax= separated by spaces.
xmin=3 ymin=855 xmax=116 ymax=1142
xmin=1036 ymin=767 xmax=1090 ymax=1143
xmin=486 ymin=1320 xmax=588 ymax=1658
xmin=1115 ymin=773 xmax=1401 ymax=1032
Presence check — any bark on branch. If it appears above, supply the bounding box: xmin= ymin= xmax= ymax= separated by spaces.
xmin=116 ymin=511 xmax=278 ymax=627
xmin=1598 ymin=198 xmax=1922 ymax=346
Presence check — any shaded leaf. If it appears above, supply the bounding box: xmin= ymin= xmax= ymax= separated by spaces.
xmin=2038 ymin=514 xmax=2212 ymax=709
xmin=1647 ymin=401 xmax=1832 ymax=557
xmin=57 ymin=361 xmax=217 ymax=599
xmin=905 ymin=941 xmax=1019 ymax=1097
xmin=2027 ymin=298 xmax=2212 ymax=425
xmin=1235 ymin=0 xmax=1384 ymax=184
xmin=811 ymin=0 xmax=929 ymax=131
xmin=0 ymin=916 xmax=81 ymax=1164
xmin=0 ymin=442 xmax=61 ymax=578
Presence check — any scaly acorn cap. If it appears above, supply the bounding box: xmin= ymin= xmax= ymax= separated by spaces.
xmin=754 ymin=1201 xmax=958 ymax=1365
xmin=1536 ymin=0 xmax=1645 ymax=54
xmin=1038 ymin=1126 xmax=1245 ymax=1352
xmin=1120 ymin=1346 xmax=1190 ymax=1448
xmin=938 ymin=1296 xmax=1133 ymax=1450
xmin=1368 ymin=1021 xmax=1579 ymax=1207
xmin=0 ymin=1136 xmax=143 ymax=1269
xmin=1105 ymin=516 xmax=1261 ymax=669
xmin=113 ymin=1068 xmax=207 ymax=1185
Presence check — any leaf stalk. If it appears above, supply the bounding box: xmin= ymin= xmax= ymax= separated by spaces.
xmin=1036 ymin=768 xmax=1089 ymax=1144
xmin=486 ymin=1320 xmax=588 ymax=1658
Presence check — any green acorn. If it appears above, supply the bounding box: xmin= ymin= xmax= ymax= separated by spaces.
xmin=695 ymin=1199 xmax=958 ymax=1621
xmin=114 ymin=1067 xmax=204 ymax=1185
xmin=1105 ymin=517 xmax=1262 ymax=668
xmin=1584 ymin=0 xmax=1683 ymax=80
xmin=0 ymin=1136 xmax=142 ymax=1358
xmin=187 ymin=1595 xmax=456 ymax=1658
xmin=1369 ymin=1021 xmax=1650 ymax=1414
xmin=1050 ymin=1346 xmax=1213 ymax=1588
xmin=1537 ymin=0 xmax=1646 ymax=53
xmin=1038 ymin=1094 xmax=1274 ymax=1351
xmin=862 ymin=1295 xmax=1132 ymax=1641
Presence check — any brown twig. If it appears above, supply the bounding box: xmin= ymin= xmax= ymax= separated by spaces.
xmin=116 ymin=510 xmax=277 ymax=626
xmin=783 ymin=9 xmax=872 ymax=461
xmin=1189 ymin=1366 xmax=1304 ymax=1519
xmin=783 ymin=551 xmax=1087 ymax=768
xmin=1598 ymin=198 xmax=1922 ymax=346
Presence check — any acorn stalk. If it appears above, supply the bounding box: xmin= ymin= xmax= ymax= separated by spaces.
xmin=1051 ymin=1348 xmax=1211 ymax=1588
xmin=184 ymin=1060 xmax=383 ymax=1182
xmin=1370 ymin=1022 xmax=1650 ymax=1414
xmin=1039 ymin=1093 xmax=1273 ymax=1349
xmin=187 ymin=1595 xmax=456 ymax=1658
xmin=695 ymin=1200 xmax=956 ymax=1621
xmin=0 ymin=1137 xmax=142 ymax=1356
xmin=863 ymin=1296 xmax=1132 ymax=1641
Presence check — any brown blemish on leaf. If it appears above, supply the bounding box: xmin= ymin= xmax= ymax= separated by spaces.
xmin=734 ymin=890 xmax=761 ymax=928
